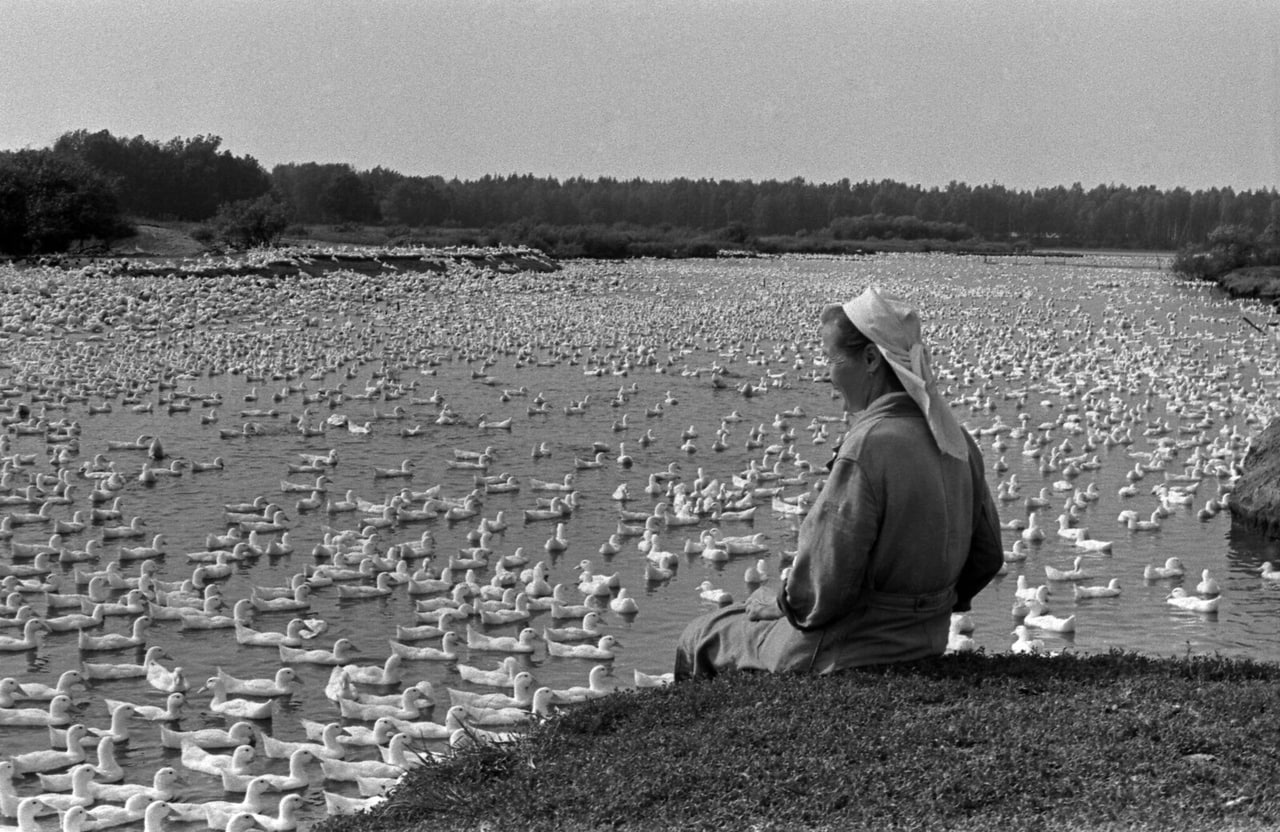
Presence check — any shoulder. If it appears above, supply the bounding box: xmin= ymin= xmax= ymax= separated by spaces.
xmin=835 ymin=394 xmax=927 ymax=464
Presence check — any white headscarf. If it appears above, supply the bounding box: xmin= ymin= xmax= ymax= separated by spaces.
xmin=842 ymin=286 xmax=969 ymax=460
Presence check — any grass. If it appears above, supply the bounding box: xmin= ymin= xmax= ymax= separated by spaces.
xmin=313 ymin=651 xmax=1280 ymax=832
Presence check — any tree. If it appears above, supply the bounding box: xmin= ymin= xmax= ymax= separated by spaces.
xmin=0 ymin=149 xmax=129 ymax=257
xmin=54 ymin=129 xmax=270 ymax=221
xmin=212 ymin=194 xmax=289 ymax=249
xmin=381 ymin=177 xmax=448 ymax=227
xmin=319 ymin=168 xmax=376 ymax=224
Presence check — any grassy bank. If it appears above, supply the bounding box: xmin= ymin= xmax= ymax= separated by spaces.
xmin=313 ymin=652 xmax=1280 ymax=832
xmin=1216 ymin=266 xmax=1280 ymax=302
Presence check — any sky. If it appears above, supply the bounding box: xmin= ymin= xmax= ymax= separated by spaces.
xmin=2 ymin=0 xmax=1277 ymax=192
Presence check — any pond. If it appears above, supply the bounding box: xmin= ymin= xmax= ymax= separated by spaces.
xmin=2 ymin=251 xmax=1280 ymax=828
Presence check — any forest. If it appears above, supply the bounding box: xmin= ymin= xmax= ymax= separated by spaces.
xmin=2 ymin=128 xmax=1279 ymax=256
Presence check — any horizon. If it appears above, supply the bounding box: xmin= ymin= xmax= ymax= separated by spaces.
xmin=3 ymin=0 xmax=1277 ymax=193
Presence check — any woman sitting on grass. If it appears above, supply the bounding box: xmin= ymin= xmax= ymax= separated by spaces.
xmin=674 ymin=287 xmax=1004 ymax=678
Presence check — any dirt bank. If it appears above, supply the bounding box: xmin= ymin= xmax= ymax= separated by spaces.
xmin=1228 ymin=417 xmax=1280 ymax=535
xmin=32 ymin=225 xmax=563 ymax=277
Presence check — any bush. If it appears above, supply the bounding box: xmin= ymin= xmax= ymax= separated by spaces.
xmin=829 ymin=213 xmax=976 ymax=243
xmin=212 ymin=194 xmax=290 ymax=249
xmin=1172 ymin=246 xmax=1218 ymax=280
xmin=1173 ymin=223 xmax=1268 ymax=280
xmin=628 ymin=240 xmax=678 ymax=258
xmin=189 ymin=225 xmax=216 ymax=244
xmin=578 ymin=230 xmax=632 ymax=259
xmin=682 ymin=239 xmax=720 ymax=258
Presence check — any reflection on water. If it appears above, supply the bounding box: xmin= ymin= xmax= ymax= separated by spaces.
xmin=3 ymin=252 xmax=1280 ymax=828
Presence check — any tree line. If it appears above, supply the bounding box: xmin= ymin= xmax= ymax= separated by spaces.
xmin=2 ymin=127 xmax=1278 ymax=256
xmin=270 ymin=164 xmax=1280 ymax=251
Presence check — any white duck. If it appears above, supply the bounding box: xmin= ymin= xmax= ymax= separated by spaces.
xmin=1073 ymin=579 xmax=1122 ymax=599
xmin=0 ymin=798 xmax=50 ymax=832
xmin=145 ymin=659 xmax=188 ymax=693
xmin=465 ymin=626 xmax=540 ymax=653
xmin=1167 ymin=587 xmax=1221 ymax=614
xmin=82 ymin=645 xmax=169 ymax=680
xmin=455 ymin=655 xmax=520 ymax=687
xmin=548 ymin=665 xmax=614 ymax=704
xmin=0 ymin=694 xmax=74 ymax=727
xmin=1010 ymin=625 xmax=1045 ymax=655
xmin=945 ymin=618 xmax=978 ymax=654
xmin=1024 ymin=601 xmax=1076 ymax=633
xmin=10 ymin=669 xmax=85 ymax=700
xmin=278 ymin=637 xmax=359 ymax=665
xmin=0 ymin=620 xmax=49 ymax=652
xmin=77 ymin=615 xmax=150 ymax=651
xmin=388 ymin=631 xmax=460 ymax=661
xmin=338 ymin=688 xmax=431 ymax=721
xmin=38 ymin=737 xmax=121 ymax=790
xmin=180 ymin=742 xmax=256 ymax=777
xmin=1043 ymin=556 xmax=1090 ymax=582
xmin=261 ymin=722 xmax=346 ymax=760
xmin=200 ymin=677 xmax=275 ymax=720
xmin=90 ymin=766 xmax=180 ymax=803
xmin=1143 ymin=557 xmax=1185 ymax=580
xmin=447 ymin=672 xmax=536 ymax=710
xmin=215 ymin=667 xmax=300 ymax=697
xmin=10 ymin=725 xmax=88 ymax=774
xmin=1195 ymin=569 xmax=1221 ymax=598
xmin=82 ymin=793 xmax=152 ymax=830
xmin=545 ymin=634 xmax=620 ymax=660
xmin=101 ymin=692 xmax=185 ymax=722
xmin=697 ymin=581 xmax=733 ymax=605
xmin=222 ymin=750 xmax=313 ymax=793
xmin=341 ymin=654 xmax=404 ymax=686
xmin=244 ymin=793 xmax=305 ymax=831
xmin=160 ymin=720 xmax=256 ymax=749
xmin=168 ymin=776 xmax=277 ymax=827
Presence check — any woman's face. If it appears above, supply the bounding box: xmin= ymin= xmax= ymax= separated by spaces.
xmin=821 ymin=322 xmax=870 ymax=414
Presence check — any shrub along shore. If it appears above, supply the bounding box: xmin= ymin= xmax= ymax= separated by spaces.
xmin=314 ymin=652 xmax=1280 ymax=832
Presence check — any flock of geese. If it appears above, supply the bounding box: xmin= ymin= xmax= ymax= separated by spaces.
xmin=1 ymin=251 xmax=1280 ymax=830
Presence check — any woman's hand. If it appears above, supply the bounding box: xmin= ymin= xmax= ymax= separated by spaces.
xmin=745 ymin=586 xmax=784 ymax=621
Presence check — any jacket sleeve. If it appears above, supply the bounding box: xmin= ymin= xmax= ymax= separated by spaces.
xmin=779 ymin=458 xmax=881 ymax=631
xmin=952 ymin=438 xmax=1004 ymax=612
